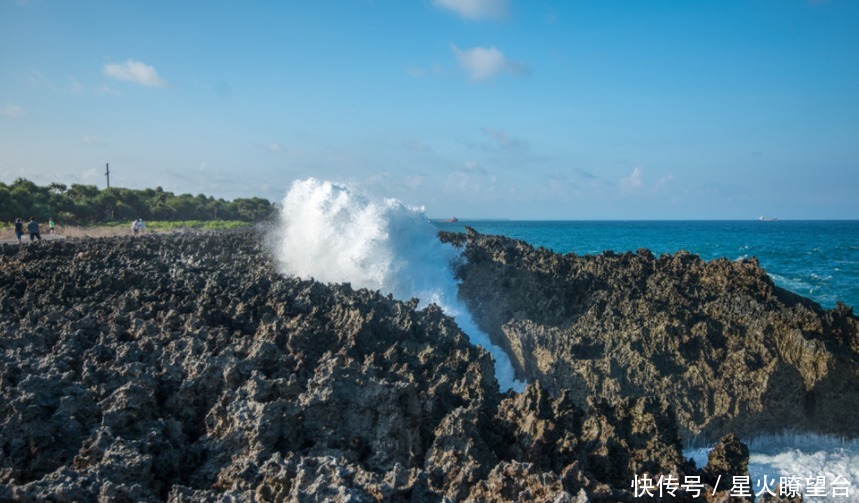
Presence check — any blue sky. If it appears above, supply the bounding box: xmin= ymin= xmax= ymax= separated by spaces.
xmin=1 ymin=0 xmax=857 ymax=219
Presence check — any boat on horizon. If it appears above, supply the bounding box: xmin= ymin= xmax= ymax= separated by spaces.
xmin=438 ymin=217 xmax=459 ymax=223
xmin=758 ymin=216 xmax=778 ymax=221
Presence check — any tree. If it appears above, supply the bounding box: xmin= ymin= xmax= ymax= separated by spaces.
xmin=48 ymin=182 xmax=67 ymax=194
xmin=0 ymin=179 xmax=275 ymax=224
xmin=0 ymin=186 xmax=26 ymax=221
xmin=67 ymin=184 xmax=99 ymax=201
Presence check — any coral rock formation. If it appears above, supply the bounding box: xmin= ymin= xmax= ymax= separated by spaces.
xmin=440 ymin=229 xmax=859 ymax=443
xmin=0 ymin=231 xmax=752 ymax=501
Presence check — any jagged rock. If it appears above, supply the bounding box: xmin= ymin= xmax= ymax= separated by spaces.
xmin=704 ymin=433 xmax=749 ymax=480
xmin=440 ymin=230 xmax=859 ymax=442
xmin=0 ymin=230 xmax=771 ymax=500
xmin=703 ymin=434 xmax=753 ymax=502
xmin=465 ymin=461 xmax=571 ymax=502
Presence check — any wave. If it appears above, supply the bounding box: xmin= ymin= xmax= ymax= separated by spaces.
xmin=686 ymin=433 xmax=859 ymax=501
xmin=768 ymin=272 xmax=814 ymax=293
xmin=767 ymin=271 xmax=842 ymax=307
xmin=271 ymin=178 xmax=525 ymax=392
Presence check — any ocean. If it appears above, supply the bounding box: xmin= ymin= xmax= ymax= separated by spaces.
xmin=275 ymin=180 xmax=858 ymax=501
xmin=432 ymin=220 xmax=859 ymax=311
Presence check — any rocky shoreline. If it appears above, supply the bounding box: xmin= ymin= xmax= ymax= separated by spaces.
xmin=1 ymin=229 xmax=853 ymax=501
xmin=440 ymin=228 xmax=859 ymax=443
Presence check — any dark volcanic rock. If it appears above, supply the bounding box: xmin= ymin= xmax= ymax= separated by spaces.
xmin=704 ymin=433 xmax=749 ymax=481
xmin=439 ymin=229 xmax=859 ymax=442
xmin=0 ymin=230 xmax=737 ymax=501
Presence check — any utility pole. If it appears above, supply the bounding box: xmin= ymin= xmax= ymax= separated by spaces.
xmin=105 ymin=163 xmax=110 ymax=189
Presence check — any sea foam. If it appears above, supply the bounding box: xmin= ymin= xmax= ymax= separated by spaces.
xmin=686 ymin=433 xmax=859 ymax=501
xmin=272 ymin=178 xmax=525 ymax=392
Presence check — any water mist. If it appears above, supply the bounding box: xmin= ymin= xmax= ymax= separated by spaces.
xmin=272 ymin=178 xmax=525 ymax=392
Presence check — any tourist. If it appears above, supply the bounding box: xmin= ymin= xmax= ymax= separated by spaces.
xmin=131 ymin=219 xmax=139 ymax=236
xmin=27 ymin=217 xmax=41 ymax=242
xmin=49 ymin=217 xmax=55 ymax=235
xmin=14 ymin=218 xmax=24 ymax=244
xmin=139 ymin=219 xmax=146 ymax=234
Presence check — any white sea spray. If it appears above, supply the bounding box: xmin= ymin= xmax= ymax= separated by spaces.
xmin=271 ymin=178 xmax=526 ymax=392
xmin=686 ymin=433 xmax=859 ymax=501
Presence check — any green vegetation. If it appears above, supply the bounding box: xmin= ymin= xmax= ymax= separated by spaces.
xmin=0 ymin=178 xmax=276 ymax=225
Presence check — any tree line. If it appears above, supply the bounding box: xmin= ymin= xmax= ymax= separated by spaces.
xmin=1 ymin=178 xmax=276 ymax=224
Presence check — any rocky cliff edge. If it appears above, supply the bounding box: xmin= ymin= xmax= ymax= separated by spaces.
xmin=440 ymin=228 xmax=859 ymax=444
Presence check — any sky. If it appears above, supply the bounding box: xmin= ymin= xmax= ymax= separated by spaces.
xmin=1 ymin=0 xmax=858 ymax=220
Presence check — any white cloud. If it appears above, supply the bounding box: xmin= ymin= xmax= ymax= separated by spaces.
xmin=451 ymin=44 xmax=527 ymax=82
xmin=433 ymin=0 xmax=509 ymax=20
xmin=103 ymin=59 xmax=167 ymax=87
xmin=620 ymin=166 xmax=644 ymax=194
xmin=3 ymin=103 xmax=25 ymax=117
xmin=620 ymin=167 xmax=674 ymax=195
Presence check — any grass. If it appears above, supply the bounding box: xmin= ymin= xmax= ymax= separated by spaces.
xmin=0 ymin=220 xmax=254 ymax=241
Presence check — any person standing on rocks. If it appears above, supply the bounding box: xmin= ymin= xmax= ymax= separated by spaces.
xmin=132 ymin=219 xmax=139 ymax=236
xmin=138 ymin=219 xmax=146 ymax=234
xmin=27 ymin=216 xmax=41 ymax=242
xmin=14 ymin=218 xmax=24 ymax=244
xmin=49 ymin=217 xmax=55 ymax=235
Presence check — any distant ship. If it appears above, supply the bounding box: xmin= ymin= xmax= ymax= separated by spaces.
xmin=439 ymin=217 xmax=459 ymax=223
xmin=758 ymin=216 xmax=778 ymax=221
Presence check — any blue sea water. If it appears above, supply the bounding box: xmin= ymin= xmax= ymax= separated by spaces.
xmin=433 ymin=220 xmax=859 ymax=310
